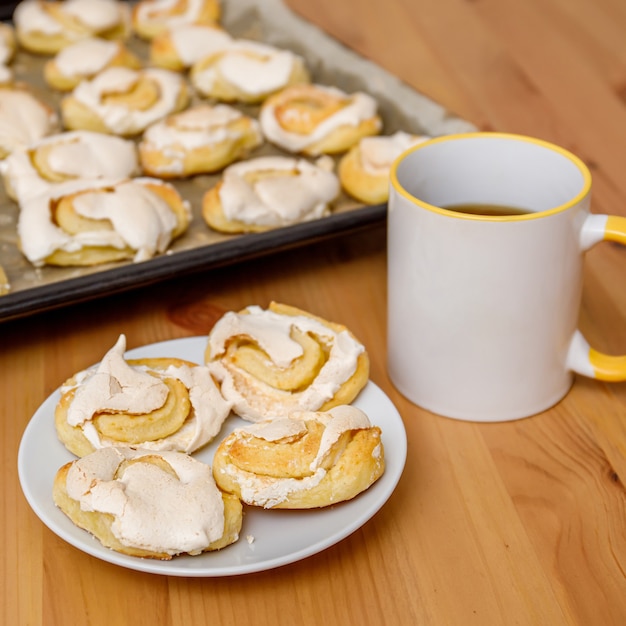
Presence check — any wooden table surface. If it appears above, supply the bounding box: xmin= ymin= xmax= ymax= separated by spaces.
xmin=3 ymin=0 xmax=626 ymax=624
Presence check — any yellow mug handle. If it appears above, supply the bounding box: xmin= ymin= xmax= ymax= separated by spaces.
xmin=568 ymin=214 xmax=626 ymax=381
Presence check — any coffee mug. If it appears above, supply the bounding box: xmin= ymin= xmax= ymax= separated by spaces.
xmin=387 ymin=132 xmax=626 ymax=421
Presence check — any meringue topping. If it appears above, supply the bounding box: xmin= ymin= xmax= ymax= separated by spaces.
xmin=207 ymin=305 xmax=365 ymax=421
xmin=65 ymin=447 xmax=226 ymax=555
xmin=62 ymin=334 xmax=232 ymax=453
xmin=220 ymin=406 xmax=374 ymax=507
xmin=260 ymin=84 xmax=380 ymax=154
xmin=215 ymin=156 xmax=339 ymax=227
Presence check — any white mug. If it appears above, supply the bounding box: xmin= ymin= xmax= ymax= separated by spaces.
xmin=387 ymin=132 xmax=626 ymax=421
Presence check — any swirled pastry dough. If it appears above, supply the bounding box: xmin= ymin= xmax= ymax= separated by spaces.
xmin=132 ymin=0 xmax=221 ymax=41
xmin=44 ymin=38 xmax=142 ymax=92
xmin=201 ymin=155 xmax=339 ymax=233
xmin=53 ymin=447 xmax=243 ymax=559
xmin=138 ymin=104 xmax=262 ymax=178
xmin=0 ymin=86 xmax=58 ymax=159
xmin=13 ymin=0 xmax=130 ymax=55
xmin=55 ymin=334 xmax=232 ymax=457
xmin=18 ymin=176 xmax=190 ymax=266
xmin=338 ymin=132 xmax=429 ymax=204
xmin=259 ymin=83 xmax=382 ymax=156
xmin=190 ymin=39 xmax=310 ymax=104
xmin=2 ymin=130 xmax=139 ymax=203
xmin=60 ymin=66 xmax=190 ymax=137
xmin=149 ymin=23 xmax=232 ymax=71
xmin=212 ymin=405 xmax=385 ymax=509
xmin=205 ymin=302 xmax=370 ymax=422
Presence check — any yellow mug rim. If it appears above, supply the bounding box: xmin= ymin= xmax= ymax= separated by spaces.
xmin=389 ymin=132 xmax=592 ymax=221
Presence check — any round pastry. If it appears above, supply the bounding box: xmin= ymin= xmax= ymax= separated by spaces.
xmin=53 ymin=447 xmax=243 ymax=559
xmin=190 ymin=39 xmax=310 ymax=104
xmin=149 ymin=23 xmax=232 ymax=72
xmin=2 ymin=130 xmax=139 ymax=204
xmin=44 ymin=38 xmax=142 ymax=92
xmin=0 ymin=86 xmax=58 ymax=159
xmin=138 ymin=104 xmax=262 ymax=178
xmin=55 ymin=334 xmax=232 ymax=457
xmin=338 ymin=132 xmax=429 ymax=204
xmin=0 ymin=22 xmax=16 ymax=65
xmin=13 ymin=0 xmax=130 ymax=55
xmin=212 ymin=405 xmax=385 ymax=509
xmin=205 ymin=302 xmax=370 ymax=422
xmin=60 ymin=66 xmax=190 ymax=137
xmin=131 ymin=0 xmax=221 ymax=41
xmin=18 ymin=176 xmax=191 ymax=266
xmin=259 ymin=83 xmax=382 ymax=156
xmin=201 ymin=155 xmax=340 ymax=233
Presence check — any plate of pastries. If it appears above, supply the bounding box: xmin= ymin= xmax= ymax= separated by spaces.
xmin=18 ymin=302 xmax=408 ymax=575
xmin=0 ymin=0 xmax=464 ymax=319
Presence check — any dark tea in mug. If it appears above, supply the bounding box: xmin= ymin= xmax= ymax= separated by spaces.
xmin=443 ymin=203 xmax=533 ymax=216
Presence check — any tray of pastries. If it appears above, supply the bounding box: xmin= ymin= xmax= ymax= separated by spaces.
xmin=0 ymin=0 xmax=474 ymax=321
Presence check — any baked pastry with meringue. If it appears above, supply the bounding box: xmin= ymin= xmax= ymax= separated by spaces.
xmin=149 ymin=23 xmax=232 ymax=72
xmin=60 ymin=66 xmax=189 ymax=137
xmin=338 ymin=131 xmax=429 ymax=204
xmin=2 ymin=130 xmax=139 ymax=204
xmin=205 ymin=302 xmax=370 ymax=422
xmin=201 ymin=155 xmax=339 ymax=233
xmin=138 ymin=104 xmax=262 ymax=178
xmin=44 ymin=38 xmax=142 ymax=92
xmin=17 ymin=176 xmax=190 ymax=266
xmin=0 ymin=86 xmax=58 ymax=159
xmin=55 ymin=334 xmax=232 ymax=457
xmin=132 ymin=0 xmax=221 ymax=41
xmin=259 ymin=83 xmax=382 ymax=156
xmin=190 ymin=39 xmax=310 ymax=104
xmin=212 ymin=405 xmax=385 ymax=509
xmin=53 ymin=447 xmax=243 ymax=559
xmin=13 ymin=0 xmax=130 ymax=55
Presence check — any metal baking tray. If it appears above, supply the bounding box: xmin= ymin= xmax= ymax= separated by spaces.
xmin=0 ymin=0 xmax=475 ymax=322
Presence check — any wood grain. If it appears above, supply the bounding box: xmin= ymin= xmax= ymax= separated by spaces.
xmin=2 ymin=0 xmax=626 ymax=624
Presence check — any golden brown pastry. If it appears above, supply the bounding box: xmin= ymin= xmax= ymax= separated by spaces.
xmin=0 ymin=22 xmax=16 ymax=65
xmin=17 ymin=177 xmax=191 ymax=266
xmin=0 ymin=85 xmax=58 ymax=159
xmin=44 ymin=38 xmax=142 ymax=92
xmin=2 ymin=130 xmax=139 ymax=204
xmin=190 ymin=39 xmax=310 ymax=104
xmin=53 ymin=447 xmax=243 ymax=559
xmin=259 ymin=83 xmax=382 ymax=156
xmin=13 ymin=0 xmax=131 ymax=55
xmin=205 ymin=302 xmax=370 ymax=422
xmin=212 ymin=405 xmax=385 ymax=509
xmin=131 ymin=0 xmax=221 ymax=41
xmin=60 ymin=66 xmax=190 ymax=137
xmin=55 ymin=334 xmax=232 ymax=457
xmin=0 ymin=266 xmax=9 ymax=295
xmin=138 ymin=104 xmax=262 ymax=178
xmin=149 ymin=23 xmax=231 ymax=71
xmin=338 ymin=132 xmax=429 ymax=204
xmin=201 ymin=155 xmax=340 ymax=233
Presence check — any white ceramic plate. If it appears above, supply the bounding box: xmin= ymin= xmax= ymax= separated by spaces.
xmin=18 ymin=336 xmax=407 ymax=577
